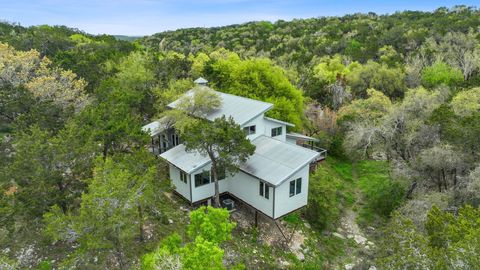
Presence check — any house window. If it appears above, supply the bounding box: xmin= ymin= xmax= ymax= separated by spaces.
xmin=243 ymin=125 xmax=256 ymax=135
xmin=194 ymin=171 xmax=210 ymax=187
xmin=271 ymin=126 xmax=282 ymax=137
xmin=289 ymin=178 xmax=302 ymax=197
xmin=180 ymin=171 xmax=187 ymax=184
xmin=259 ymin=181 xmax=269 ymax=199
xmin=171 ymin=133 xmax=180 ymax=146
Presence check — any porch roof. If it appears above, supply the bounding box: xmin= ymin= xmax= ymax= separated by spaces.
xmin=141 ymin=118 xmax=168 ymax=137
xmin=159 ymin=135 xmax=319 ymax=186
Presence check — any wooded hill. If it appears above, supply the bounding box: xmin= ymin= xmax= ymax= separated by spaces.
xmin=1 ymin=5 xmax=480 ymax=269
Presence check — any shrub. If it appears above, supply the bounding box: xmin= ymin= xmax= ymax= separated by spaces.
xmin=358 ymin=161 xmax=405 ymax=218
xmin=305 ymin=166 xmax=341 ymax=230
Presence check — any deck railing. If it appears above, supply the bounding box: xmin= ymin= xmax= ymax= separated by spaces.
xmin=299 ymin=143 xmax=327 ymax=162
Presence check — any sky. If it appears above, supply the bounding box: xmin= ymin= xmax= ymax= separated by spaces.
xmin=0 ymin=0 xmax=477 ymax=36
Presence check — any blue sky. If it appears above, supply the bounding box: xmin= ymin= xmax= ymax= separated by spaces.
xmin=0 ymin=0 xmax=477 ymax=36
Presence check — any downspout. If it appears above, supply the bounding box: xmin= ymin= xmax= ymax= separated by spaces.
xmin=272 ymin=186 xmax=276 ymax=219
xmin=189 ymin=174 xmax=193 ymax=204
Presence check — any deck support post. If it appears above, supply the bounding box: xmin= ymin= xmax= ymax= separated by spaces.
xmin=254 ymin=210 xmax=258 ymax=227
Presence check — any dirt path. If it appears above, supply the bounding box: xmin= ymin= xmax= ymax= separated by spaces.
xmin=333 ymin=163 xmax=376 ymax=270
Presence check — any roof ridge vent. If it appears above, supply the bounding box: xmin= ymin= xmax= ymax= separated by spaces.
xmin=194 ymin=77 xmax=208 ymax=86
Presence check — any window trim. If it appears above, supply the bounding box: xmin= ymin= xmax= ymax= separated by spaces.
xmin=194 ymin=170 xmax=210 ymax=187
xmin=180 ymin=170 xmax=188 ymax=184
xmin=259 ymin=181 xmax=269 ymax=199
xmin=271 ymin=126 xmax=282 ymax=137
xmin=243 ymin=125 xmax=256 ymax=135
xmin=289 ymin=178 xmax=302 ymax=197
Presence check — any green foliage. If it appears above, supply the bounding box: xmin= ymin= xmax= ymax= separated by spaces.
xmin=346 ymin=61 xmax=406 ymax=98
xmin=188 ymin=206 xmax=236 ymax=244
xmin=378 ymin=205 xmax=480 ymax=269
xmin=207 ymin=54 xmax=304 ymax=128
xmin=181 ymin=236 xmax=225 ymax=270
xmin=421 ymin=62 xmax=464 ymax=88
xmin=357 ymin=161 xmax=405 ymax=220
xmin=142 ymin=207 xmax=235 ymax=270
xmin=451 ymin=87 xmax=480 ymax=117
xmin=338 ymin=88 xmax=392 ymax=123
xmin=183 ymin=115 xmax=255 ymax=206
xmin=44 ymin=154 xmax=160 ymax=268
xmin=305 ymin=166 xmax=341 ymax=230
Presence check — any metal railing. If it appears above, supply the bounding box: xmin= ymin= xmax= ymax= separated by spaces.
xmin=299 ymin=143 xmax=327 ymax=161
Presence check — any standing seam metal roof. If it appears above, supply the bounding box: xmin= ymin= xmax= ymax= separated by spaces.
xmin=159 ymin=135 xmax=319 ymax=186
xmin=167 ymin=87 xmax=273 ymax=126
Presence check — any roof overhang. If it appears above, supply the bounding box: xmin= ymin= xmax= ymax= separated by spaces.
xmin=286 ymin=132 xmax=319 ymax=142
xmin=264 ymin=116 xmax=295 ymax=127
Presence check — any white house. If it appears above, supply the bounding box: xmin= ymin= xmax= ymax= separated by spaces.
xmin=142 ymin=78 xmax=326 ymax=220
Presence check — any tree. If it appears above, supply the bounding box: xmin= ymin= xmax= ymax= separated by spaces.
xmin=141 ymin=207 xmax=235 ymax=270
xmin=44 ymin=154 xmax=159 ymax=269
xmin=376 ymin=212 xmax=433 ymax=270
xmin=346 ymin=61 xmax=406 ymax=99
xmin=0 ymin=43 xmax=88 ymax=131
xmin=207 ymin=53 xmax=305 ymax=128
xmin=450 ymin=87 xmax=480 ymax=117
xmin=305 ymin=166 xmax=340 ymax=230
xmin=0 ymin=43 xmax=88 ymax=112
xmin=415 ymin=144 xmax=464 ymax=192
xmin=188 ymin=206 xmax=235 ymax=244
xmin=183 ymin=116 xmax=255 ymax=207
xmin=421 ymin=62 xmax=463 ymax=88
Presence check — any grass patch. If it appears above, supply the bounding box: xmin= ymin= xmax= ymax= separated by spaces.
xmin=356 ymin=160 xmax=405 ymax=227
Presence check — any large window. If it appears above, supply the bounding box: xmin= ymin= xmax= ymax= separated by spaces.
xmin=271 ymin=126 xmax=282 ymax=137
xmin=194 ymin=171 xmax=210 ymax=187
xmin=259 ymin=181 xmax=269 ymax=199
xmin=243 ymin=125 xmax=256 ymax=135
xmin=289 ymin=178 xmax=302 ymax=197
xmin=171 ymin=133 xmax=180 ymax=146
xmin=180 ymin=170 xmax=187 ymax=184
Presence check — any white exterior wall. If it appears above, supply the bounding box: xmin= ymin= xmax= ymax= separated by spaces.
xmin=190 ymin=163 xmax=231 ymax=203
xmin=264 ymin=118 xmax=286 ymax=142
xmin=242 ymin=113 xmax=266 ymax=140
xmin=170 ymin=165 xmax=191 ymax=201
xmin=273 ymin=164 xmax=310 ymax=219
xmin=229 ymin=171 xmax=274 ymax=217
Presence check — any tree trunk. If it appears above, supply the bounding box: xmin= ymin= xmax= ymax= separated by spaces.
xmin=453 ymin=168 xmax=457 ymax=188
xmin=442 ymin=169 xmax=448 ymax=190
xmin=102 ymin=142 xmax=109 ymax=160
xmin=209 ymin=155 xmax=221 ymax=207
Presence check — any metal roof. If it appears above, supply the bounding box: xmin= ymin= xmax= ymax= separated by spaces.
xmin=159 ymin=144 xmax=210 ymax=174
xmin=286 ymin=132 xmax=319 ymax=142
xmin=159 ymin=135 xmax=319 ymax=186
xmin=243 ymin=136 xmax=319 ymax=186
xmin=194 ymin=77 xmax=208 ymax=84
xmin=142 ymin=119 xmax=167 ymax=137
xmin=167 ymin=87 xmax=273 ymax=126
xmin=264 ymin=116 xmax=295 ymax=127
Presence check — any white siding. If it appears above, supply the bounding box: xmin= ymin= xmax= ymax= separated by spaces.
xmin=170 ymin=165 xmax=191 ymax=201
xmin=264 ymin=118 xmax=286 ymax=142
xmin=190 ymin=163 xmax=231 ymax=203
xmin=242 ymin=113 xmax=266 ymax=140
xmin=229 ymin=171 xmax=274 ymax=217
xmin=274 ymin=165 xmax=309 ymax=219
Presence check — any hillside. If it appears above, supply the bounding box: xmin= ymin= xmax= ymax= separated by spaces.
xmin=1 ymin=5 xmax=480 ymax=269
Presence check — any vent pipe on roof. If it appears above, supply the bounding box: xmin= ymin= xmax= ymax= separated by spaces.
xmin=194 ymin=77 xmax=208 ymax=86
